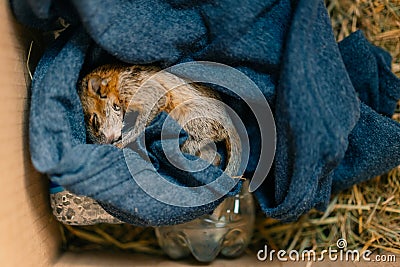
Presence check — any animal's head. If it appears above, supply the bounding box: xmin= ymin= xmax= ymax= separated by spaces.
xmin=79 ymin=69 xmax=124 ymax=144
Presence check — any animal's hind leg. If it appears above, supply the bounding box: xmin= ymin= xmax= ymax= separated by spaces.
xmin=181 ymin=139 xmax=221 ymax=167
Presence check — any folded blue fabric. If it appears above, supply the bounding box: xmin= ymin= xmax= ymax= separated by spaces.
xmin=10 ymin=0 xmax=400 ymax=225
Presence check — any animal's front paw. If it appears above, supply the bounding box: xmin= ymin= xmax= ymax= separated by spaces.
xmin=113 ymin=140 xmax=124 ymax=149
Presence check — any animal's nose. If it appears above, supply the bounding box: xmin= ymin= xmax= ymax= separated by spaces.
xmin=109 ymin=134 xmax=122 ymax=144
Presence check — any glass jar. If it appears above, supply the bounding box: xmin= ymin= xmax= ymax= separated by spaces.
xmin=155 ymin=180 xmax=255 ymax=262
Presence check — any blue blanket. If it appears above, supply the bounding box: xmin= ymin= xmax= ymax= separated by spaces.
xmin=10 ymin=0 xmax=400 ymax=225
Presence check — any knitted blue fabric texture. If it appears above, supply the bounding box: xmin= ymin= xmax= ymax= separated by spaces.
xmin=10 ymin=0 xmax=400 ymax=225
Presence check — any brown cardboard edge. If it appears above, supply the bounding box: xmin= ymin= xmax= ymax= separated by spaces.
xmin=0 ymin=1 xmax=62 ymax=266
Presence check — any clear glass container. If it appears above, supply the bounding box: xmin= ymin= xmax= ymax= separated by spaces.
xmin=155 ymin=180 xmax=255 ymax=262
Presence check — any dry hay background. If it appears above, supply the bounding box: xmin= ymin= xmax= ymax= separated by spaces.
xmin=61 ymin=0 xmax=400 ymax=257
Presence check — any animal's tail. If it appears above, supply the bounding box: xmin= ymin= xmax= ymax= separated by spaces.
xmin=223 ymin=125 xmax=242 ymax=178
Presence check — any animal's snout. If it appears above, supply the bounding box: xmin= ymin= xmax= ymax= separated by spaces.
xmin=107 ymin=134 xmax=122 ymax=144
xmin=112 ymin=134 xmax=122 ymax=144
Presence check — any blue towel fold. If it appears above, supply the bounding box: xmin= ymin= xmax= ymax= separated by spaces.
xmin=10 ymin=0 xmax=400 ymax=225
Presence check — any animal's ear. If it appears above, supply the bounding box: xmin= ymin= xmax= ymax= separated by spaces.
xmin=88 ymin=75 xmax=102 ymax=95
xmin=88 ymin=75 xmax=108 ymax=98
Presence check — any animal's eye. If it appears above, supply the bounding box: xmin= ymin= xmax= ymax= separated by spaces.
xmin=113 ymin=103 xmax=121 ymax=112
xmin=101 ymin=79 xmax=108 ymax=86
xmin=92 ymin=113 xmax=99 ymax=131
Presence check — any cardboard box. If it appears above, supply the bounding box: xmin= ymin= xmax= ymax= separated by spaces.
xmin=0 ymin=1 xmax=397 ymax=266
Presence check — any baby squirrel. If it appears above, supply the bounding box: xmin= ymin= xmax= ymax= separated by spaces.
xmin=79 ymin=64 xmax=241 ymax=177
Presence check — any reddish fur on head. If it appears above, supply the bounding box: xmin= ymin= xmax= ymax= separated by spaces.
xmin=79 ymin=66 xmax=125 ymax=144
